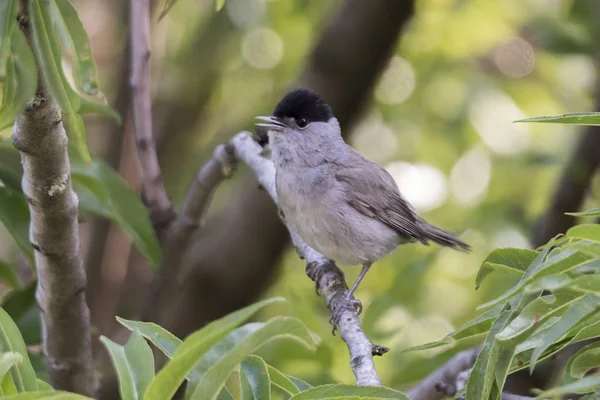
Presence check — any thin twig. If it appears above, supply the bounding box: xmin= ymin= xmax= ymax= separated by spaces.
xmin=130 ymin=0 xmax=173 ymax=238
xmin=229 ymin=131 xmax=386 ymax=386
xmin=13 ymin=3 xmax=95 ymax=394
xmin=142 ymin=144 xmax=237 ymax=320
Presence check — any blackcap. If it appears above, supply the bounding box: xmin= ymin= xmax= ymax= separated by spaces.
xmin=256 ymin=89 xmax=470 ymax=318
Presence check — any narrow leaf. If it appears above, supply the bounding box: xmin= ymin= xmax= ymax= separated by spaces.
xmin=144 ymin=297 xmax=286 ymax=400
xmin=267 ymin=365 xmax=300 ymax=395
xmin=0 ymin=187 xmax=33 ymax=262
xmin=535 ymin=374 xmax=600 ymax=397
xmin=100 ymin=330 xmax=154 ymax=400
xmin=0 ymin=352 xmax=23 ymax=384
xmin=216 ymin=0 xmax=226 ymax=11
xmin=530 ymin=295 xmax=600 ymax=372
xmin=516 ymin=112 xmax=600 ymax=126
xmin=566 ymin=209 xmax=600 ymax=217
xmin=476 ymin=248 xmax=538 ymax=289
xmin=288 ymin=384 xmax=408 ymax=399
xmin=0 ymin=261 xmax=21 ymax=290
xmin=240 ymin=355 xmax=270 ymax=400
xmin=564 ymin=342 xmax=600 ymax=384
xmin=116 ymin=317 xmax=182 ymax=358
xmin=71 ymin=160 xmax=161 ymax=267
xmin=0 ymin=308 xmax=37 ymax=392
xmin=188 ymin=317 xmax=316 ymax=400
xmin=568 ymin=225 xmax=600 ymax=242
xmin=0 ymin=0 xmax=18 ymax=78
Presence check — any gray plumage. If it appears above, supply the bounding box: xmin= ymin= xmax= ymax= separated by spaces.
xmin=256 ymin=89 xmax=470 ymax=306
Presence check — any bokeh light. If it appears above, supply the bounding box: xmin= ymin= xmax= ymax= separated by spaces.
xmin=469 ymin=89 xmax=530 ymax=156
xmin=493 ymin=37 xmax=535 ymax=78
xmin=450 ymin=146 xmax=492 ymax=207
xmin=386 ymin=162 xmax=448 ymax=212
xmin=375 ymin=56 xmax=416 ymax=104
xmin=350 ymin=113 xmax=398 ymax=164
xmin=241 ymin=27 xmax=284 ymax=70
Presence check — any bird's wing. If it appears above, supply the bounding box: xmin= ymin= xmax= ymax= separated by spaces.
xmin=332 ymin=152 xmax=429 ymax=245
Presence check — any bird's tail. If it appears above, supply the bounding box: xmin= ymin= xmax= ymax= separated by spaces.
xmin=419 ymin=221 xmax=471 ymax=252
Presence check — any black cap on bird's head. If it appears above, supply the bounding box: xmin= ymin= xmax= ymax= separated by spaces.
xmin=255 ymin=89 xmax=333 ymax=144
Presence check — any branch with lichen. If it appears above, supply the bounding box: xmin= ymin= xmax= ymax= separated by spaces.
xmin=11 ymin=2 xmax=95 ymax=395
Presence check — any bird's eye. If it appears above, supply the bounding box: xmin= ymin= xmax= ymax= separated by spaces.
xmin=297 ymin=118 xmax=308 ymax=128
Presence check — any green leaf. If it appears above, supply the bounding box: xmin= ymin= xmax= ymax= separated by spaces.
xmin=216 ymin=0 xmax=226 ymax=11
xmin=497 ymin=290 xmax=583 ymax=342
xmin=100 ymin=330 xmax=154 ymax=400
xmin=0 ymin=28 xmax=37 ymax=131
xmin=479 ymin=247 xmax=590 ymax=310
xmin=116 ymin=317 xmax=182 ymax=358
xmin=0 ymin=391 xmax=95 ymax=399
xmin=564 ymin=342 xmax=600 ymax=384
xmin=535 ymin=374 xmax=600 ymax=398
xmin=0 ymin=261 xmax=20 ymax=289
xmin=267 ymin=365 xmax=300 ymax=395
xmin=402 ymin=303 xmax=505 ymax=352
xmin=240 ymin=355 xmax=270 ymax=400
xmin=0 ymin=0 xmax=18 ymax=78
xmin=188 ymin=317 xmax=316 ymax=400
xmin=516 ymin=112 xmax=600 ymax=126
xmin=2 ymin=280 xmax=36 ymax=323
xmin=567 ymin=209 xmax=600 ymax=217
xmin=0 ymin=308 xmax=37 ymax=392
xmin=476 ymin=248 xmax=538 ymax=289
xmin=288 ymin=384 xmax=408 ymax=399
xmin=158 ymin=0 xmax=179 ymax=20
xmin=35 ymin=379 xmax=52 ymax=391
xmin=144 ymin=297 xmax=286 ymax=400
xmin=530 ymin=294 xmax=600 ymax=372
xmin=216 ymin=387 xmax=235 ymax=400
xmin=465 ymin=302 xmax=517 ymax=399
xmin=0 ymin=187 xmax=33 ymax=262
xmin=567 ymin=225 xmax=600 ymax=242
xmin=286 ymin=376 xmax=312 ymax=392
xmin=50 ymin=0 xmax=120 ymax=124
xmin=28 ymin=0 xmax=90 ymax=163
xmin=0 ymin=352 xmax=23 ymax=385
xmin=71 ymin=160 xmax=161 ymax=267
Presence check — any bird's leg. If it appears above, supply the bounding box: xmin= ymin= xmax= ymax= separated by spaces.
xmin=347 ymin=262 xmax=372 ymax=299
xmin=329 ymin=263 xmax=371 ymax=334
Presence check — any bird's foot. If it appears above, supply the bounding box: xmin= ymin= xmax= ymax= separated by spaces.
xmin=329 ymin=295 xmax=363 ymax=335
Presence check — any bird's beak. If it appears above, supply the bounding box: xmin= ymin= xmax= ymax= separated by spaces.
xmin=255 ymin=116 xmax=286 ymax=132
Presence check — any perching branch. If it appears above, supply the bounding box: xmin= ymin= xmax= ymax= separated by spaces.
xmin=229 ymin=132 xmax=387 ymax=386
xmin=12 ymin=3 xmax=94 ymax=395
xmin=130 ymin=0 xmax=173 ymax=238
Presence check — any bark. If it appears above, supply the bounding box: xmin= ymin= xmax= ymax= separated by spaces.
xmin=12 ymin=3 xmax=94 ymax=394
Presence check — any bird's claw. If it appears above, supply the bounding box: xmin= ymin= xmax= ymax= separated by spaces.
xmin=329 ymin=296 xmax=363 ymax=335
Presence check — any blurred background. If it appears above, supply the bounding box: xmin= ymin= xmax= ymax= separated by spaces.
xmin=1 ymin=0 xmax=600 ymax=396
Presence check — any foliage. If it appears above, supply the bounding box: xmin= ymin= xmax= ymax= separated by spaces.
xmin=0 ymin=297 xmax=407 ymax=399
xmin=405 ymin=214 xmax=600 ymax=399
xmin=0 ymin=0 xmax=160 ymax=269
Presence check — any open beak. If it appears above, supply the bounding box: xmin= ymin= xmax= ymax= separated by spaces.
xmin=255 ymin=116 xmax=286 ymax=132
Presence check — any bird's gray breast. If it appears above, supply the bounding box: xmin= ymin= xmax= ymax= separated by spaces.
xmin=275 ymin=164 xmax=401 ymax=265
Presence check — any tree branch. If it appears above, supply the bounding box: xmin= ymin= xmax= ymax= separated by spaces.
xmin=142 ymin=144 xmax=237 ymax=319
xmin=130 ymin=0 xmax=173 ymax=237
xmin=229 ymin=132 xmax=387 ymax=386
xmin=12 ymin=4 xmax=94 ymax=395
xmin=406 ymin=347 xmax=534 ymax=400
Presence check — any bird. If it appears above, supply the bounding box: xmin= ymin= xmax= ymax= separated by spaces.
xmin=256 ymin=89 xmax=470 ymax=324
